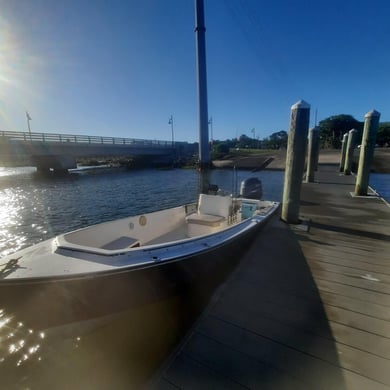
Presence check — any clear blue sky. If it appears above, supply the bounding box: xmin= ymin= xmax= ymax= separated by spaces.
xmin=0 ymin=0 xmax=389 ymax=143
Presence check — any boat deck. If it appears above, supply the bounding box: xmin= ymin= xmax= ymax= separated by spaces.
xmin=153 ymin=164 xmax=390 ymax=389
xmin=145 ymin=222 xmax=189 ymax=246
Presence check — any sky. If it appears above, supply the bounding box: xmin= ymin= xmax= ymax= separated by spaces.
xmin=0 ymin=0 xmax=389 ymax=143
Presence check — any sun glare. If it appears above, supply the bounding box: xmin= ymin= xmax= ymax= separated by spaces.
xmin=0 ymin=16 xmax=18 ymax=89
xmin=0 ymin=189 xmax=28 ymax=257
xmin=0 ymin=11 xmax=45 ymax=130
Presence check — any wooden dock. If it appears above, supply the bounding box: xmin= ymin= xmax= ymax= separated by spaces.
xmin=153 ymin=163 xmax=390 ymax=389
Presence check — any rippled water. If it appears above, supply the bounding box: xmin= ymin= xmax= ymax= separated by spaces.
xmin=0 ymin=166 xmax=284 ymax=258
xmin=370 ymin=173 xmax=390 ymax=202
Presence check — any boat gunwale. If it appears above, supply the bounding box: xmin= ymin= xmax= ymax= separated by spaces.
xmin=57 ymin=201 xmax=278 ymax=257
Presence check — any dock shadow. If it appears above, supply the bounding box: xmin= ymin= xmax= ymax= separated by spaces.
xmin=309 ymin=221 xmax=390 ymax=242
xmin=177 ymin=217 xmax=348 ymax=389
xmin=292 ymin=232 xmax=335 ymax=246
xmin=300 ymin=200 xmax=321 ymax=206
xmin=319 ymin=181 xmax=355 ymax=186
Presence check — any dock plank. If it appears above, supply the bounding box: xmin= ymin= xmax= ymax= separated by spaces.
xmin=323 ymin=304 xmax=390 ymax=338
xmin=308 ymin=269 xmax=390 ymax=294
xmin=327 ymin=320 xmax=390 ymax=359
xmin=320 ymin=291 xmax=390 ymax=321
xmin=184 ymin=332 xmax=306 ymax=390
xmin=306 ymin=259 xmax=390 ymax=285
xmin=161 ymin=353 xmax=247 ymax=390
xmin=302 ymin=248 xmax=390 ymax=272
xmin=211 ymin=284 xmax=390 ymax=360
xmin=315 ymin=278 xmax=390 ymax=307
xmin=198 ymin=315 xmax=390 ymax=389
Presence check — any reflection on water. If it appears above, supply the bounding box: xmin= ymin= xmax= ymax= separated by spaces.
xmin=0 ymin=308 xmax=46 ymax=387
xmin=0 ymin=291 xmax=212 ymax=389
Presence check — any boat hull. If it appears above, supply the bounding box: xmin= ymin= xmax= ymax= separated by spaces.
xmin=0 ymin=212 xmax=276 ymax=330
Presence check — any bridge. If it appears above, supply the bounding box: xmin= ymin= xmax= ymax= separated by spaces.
xmin=0 ymin=130 xmax=195 ymax=172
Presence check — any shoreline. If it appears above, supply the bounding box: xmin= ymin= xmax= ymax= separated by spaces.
xmin=212 ymin=148 xmax=390 ymax=173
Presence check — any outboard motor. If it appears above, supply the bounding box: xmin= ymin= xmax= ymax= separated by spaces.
xmin=240 ymin=177 xmax=263 ymax=200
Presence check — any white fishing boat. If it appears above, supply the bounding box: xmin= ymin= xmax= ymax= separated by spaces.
xmin=0 ymin=180 xmax=278 ymax=329
xmin=0 ymin=0 xmax=279 ymax=330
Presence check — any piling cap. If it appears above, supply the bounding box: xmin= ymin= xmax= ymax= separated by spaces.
xmin=291 ymin=100 xmax=310 ymax=110
xmin=365 ymin=109 xmax=380 ymax=118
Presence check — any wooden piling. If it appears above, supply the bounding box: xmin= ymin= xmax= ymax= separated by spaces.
xmin=343 ymin=128 xmax=357 ymax=175
xmin=339 ymin=133 xmax=348 ymax=172
xmin=306 ymin=127 xmax=319 ymax=183
xmin=354 ymin=110 xmax=380 ymax=196
xmin=314 ymin=127 xmax=320 ymax=171
xmin=281 ymin=100 xmax=310 ymax=223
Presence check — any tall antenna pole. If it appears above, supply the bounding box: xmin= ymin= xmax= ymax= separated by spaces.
xmin=195 ymin=0 xmax=210 ymax=169
xmin=168 ymin=115 xmax=174 ymax=146
xmin=26 ymin=111 xmax=32 ymax=134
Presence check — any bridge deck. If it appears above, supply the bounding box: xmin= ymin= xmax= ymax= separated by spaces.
xmin=0 ymin=130 xmax=195 ymax=169
xmin=1 ymin=130 xmax=176 ymax=146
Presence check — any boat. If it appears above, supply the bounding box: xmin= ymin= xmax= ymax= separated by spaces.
xmin=0 ymin=0 xmax=279 ymax=331
xmin=0 ymin=179 xmax=278 ymax=329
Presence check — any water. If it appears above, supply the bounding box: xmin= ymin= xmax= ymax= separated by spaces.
xmin=0 ymin=166 xmax=284 ymax=259
xmin=0 ymin=166 xmax=284 ymax=389
xmin=370 ymin=173 xmax=390 ymax=202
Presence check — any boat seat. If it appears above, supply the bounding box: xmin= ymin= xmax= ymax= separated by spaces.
xmin=101 ymin=236 xmax=140 ymax=250
xmin=186 ymin=194 xmax=232 ymax=228
xmin=185 ymin=213 xmax=225 ymax=226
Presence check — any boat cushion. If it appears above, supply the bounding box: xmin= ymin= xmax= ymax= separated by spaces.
xmin=198 ymin=194 xmax=232 ymax=218
xmin=186 ymin=194 xmax=232 ymax=227
xmin=185 ymin=213 xmax=226 ymax=227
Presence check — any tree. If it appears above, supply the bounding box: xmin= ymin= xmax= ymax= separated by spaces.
xmin=236 ymin=134 xmax=257 ymax=149
xmin=377 ymin=122 xmax=390 ymax=146
xmin=211 ymin=142 xmax=230 ymax=159
xmin=319 ymin=115 xmax=363 ymax=148
xmin=263 ymin=130 xmax=288 ymax=149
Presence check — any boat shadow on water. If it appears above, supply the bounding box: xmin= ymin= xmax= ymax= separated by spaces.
xmin=0 ymin=242 xmax=257 ymax=389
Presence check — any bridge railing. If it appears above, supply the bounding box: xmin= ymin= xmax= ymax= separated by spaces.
xmin=0 ymin=130 xmax=178 ymax=147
